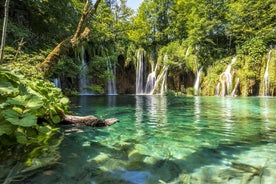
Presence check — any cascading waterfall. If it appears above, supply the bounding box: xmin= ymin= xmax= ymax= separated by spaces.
xmin=136 ymin=51 xmax=144 ymax=94
xmin=135 ymin=51 xmax=169 ymax=95
xmin=155 ymin=55 xmax=169 ymax=95
xmin=150 ymin=55 xmax=169 ymax=95
xmin=145 ymin=65 xmax=157 ymax=94
xmin=160 ymin=67 xmax=168 ymax=95
xmin=194 ymin=67 xmax=203 ymax=96
xmin=151 ymin=65 xmax=169 ymax=95
xmin=79 ymin=46 xmax=93 ymax=95
xmin=231 ymin=78 xmax=240 ymax=97
xmin=106 ymin=58 xmax=117 ymax=95
xmin=263 ymin=50 xmax=272 ymax=96
xmin=215 ymin=83 xmax=220 ymax=96
xmin=217 ymin=57 xmax=236 ymax=96
xmin=224 ymin=57 xmax=236 ymax=94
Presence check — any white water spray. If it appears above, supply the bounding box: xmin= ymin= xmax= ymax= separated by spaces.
xmin=160 ymin=67 xmax=168 ymax=95
xmin=145 ymin=64 xmax=158 ymax=94
xmin=194 ymin=67 xmax=203 ymax=96
xmin=263 ymin=50 xmax=272 ymax=96
xmin=136 ymin=51 xmax=144 ymax=94
xmin=107 ymin=58 xmax=117 ymax=95
xmin=79 ymin=47 xmax=93 ymax=95
xmin=218 ymin=57 xmax=236 ymax=96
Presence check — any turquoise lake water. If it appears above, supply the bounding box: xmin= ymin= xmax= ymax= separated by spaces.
xmin=25 ymin=96 xmax=276 ymax=183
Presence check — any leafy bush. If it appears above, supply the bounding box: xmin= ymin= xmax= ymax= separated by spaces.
xmin=0 ymin=67 xmax=69 ymax=145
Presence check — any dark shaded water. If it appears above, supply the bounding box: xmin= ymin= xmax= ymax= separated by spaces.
xmin=4 ymin=96 xmax=276 ymax=183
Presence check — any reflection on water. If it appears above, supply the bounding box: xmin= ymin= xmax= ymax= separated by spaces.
xmin=194 ymin=96 xmax=200 ymax=124
xmin=135 ymin=96 xmax=167 ymax=127
xmin=3 ymin=96 xmax=276 ymax=184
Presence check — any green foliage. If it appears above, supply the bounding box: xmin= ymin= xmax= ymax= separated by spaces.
xmin=238 ymin=37 xmax=267 ymax=71
xmin=1 ymin=0 xmax=275 ymax=98
xmin=186 ymin=87 xmax=194 ymax=96
xmin=0 ymin=67 xmax=69 ymax=145
xmin=52 ymin=56 xmax=80 ymax=78
xmin=166 ymin=89 xmax=176 ymax=96
xmin=226 ymin=0 xmax=276 ymax=44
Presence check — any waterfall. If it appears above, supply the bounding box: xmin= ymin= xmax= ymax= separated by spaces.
xmin=151 ymin=66 xmax=168 ymax=95
xmin=145 ymin=65 xmax=157 ymax=94
xmin=263 ymin=50 xmax=272 ymax=96
xmin=215 ymin=83 xmax=220 ymax=96
xmin=53 ymin=78 xmax=61 ymax=88
xmin=224 ymin=57 xmax=236 ymax=94
xmin=218 ymin=57 xmax=236 ymax=96
xmin=136 ymin=51 xmax=144 ymax=94
xmin=106 ymin=58 xmax=117 ymax=95
xmin=135 ymin=51 xmax=169 ymax=95
xmin=194 ymin=67 xmax=203 ymax=96
xmin=160 ymin=67 xmax=168 ymax=95
xmin=231 ymin=78 xmax=240 ymax=97
xmin=79 ymin=47 xmax=93 ymax=95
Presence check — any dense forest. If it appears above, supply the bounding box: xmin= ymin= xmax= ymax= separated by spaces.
xmin=0 ymin=0 xmax=276 ymax=144
xmin=1 ymin=0 xmax=276 ymax=96
xmin=0 ymin=0 xmax=275 ymax=181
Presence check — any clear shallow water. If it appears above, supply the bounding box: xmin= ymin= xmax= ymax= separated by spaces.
xmin=31 ymin=96 xmax=276 ymax=183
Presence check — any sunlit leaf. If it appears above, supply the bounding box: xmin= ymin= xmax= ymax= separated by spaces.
xmin=3 ymin=109 xmax=37 ymax=127
xmin=0 ymin=81 xmax=18 ymax=95
xmin=26 ymin=95 xmax=44 ymax=110
xmin=7 ymin=95 xmax=27 ymax=106
xmin=12 ymin=106 xmax=23 ymax=114
xmin=60 ymin=97 xmax=69 ymax=105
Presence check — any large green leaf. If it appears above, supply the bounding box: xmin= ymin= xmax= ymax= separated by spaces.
xmin=0 ymin=81 xmax=19 ymax=95
xmin=2 ymin=109 xmax=37 ymax=127
xmin=0 ymin=121 xmax=16 ymax=136
xmin=7 ymin=95 xmax=44 ymax=110
xmin=6 ymin=95 xmax=27 ymax=105
xmin=15 ymin=131 xmax=28 ymax=144
xmin=26 ymin=95 xmax=44 ymax=110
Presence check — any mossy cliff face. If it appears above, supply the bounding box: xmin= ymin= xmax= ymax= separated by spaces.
xmin=201 ymin=49 xmax=276 ymax=97
xmin=259 ymin=50 xmax=276 ymax=96
xmin=52 ymin=47 xmax=275 ymax=97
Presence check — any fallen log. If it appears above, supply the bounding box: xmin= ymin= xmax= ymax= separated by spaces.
xmin=61 ymin=114 xmax=119 ymax=127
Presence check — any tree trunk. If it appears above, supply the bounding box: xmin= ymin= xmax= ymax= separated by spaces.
xmin=0 ymin=0 xmax=10 ymax=63
xmin=36 ymin=36 xmax=73 ymax=76
xmin=36 ymin=0 xmax=101 ymax=76
xmin=61 ymin=114 xmax=119 ymax=127
xmin=35 ymin=0 xmax=120 ymax=127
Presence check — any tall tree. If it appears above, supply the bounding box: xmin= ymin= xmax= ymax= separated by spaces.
xmin=36 ymin=0 xmax=102 ymax=76
xmin=0 ymin=0 xmax=10 ymax=63
xmin=226 ymin=0 xmax=276 ymax=46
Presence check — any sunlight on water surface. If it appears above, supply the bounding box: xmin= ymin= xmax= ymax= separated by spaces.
xmin=28 ymin=96 xmax=276 ymax=183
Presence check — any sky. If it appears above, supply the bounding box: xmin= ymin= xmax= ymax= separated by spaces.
xmin=126 ymin=0 xmax=143 ymax=11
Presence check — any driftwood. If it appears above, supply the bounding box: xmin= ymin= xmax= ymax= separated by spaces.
xmin=61 ymin=114 xmax=119 ymax=127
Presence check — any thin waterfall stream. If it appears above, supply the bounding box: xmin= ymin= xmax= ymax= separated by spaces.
xmin=106 ymin=58 xmax=117 ymax=95
xmin=263 ymin=50 xmax=272 ymax=96
xmin=194 ymin=66 xmax=203 ymax=96
xmin=79 ymin=46 xmax=93 ymax=95
xmin=136 ymin=51 xmax=144 ymax=94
